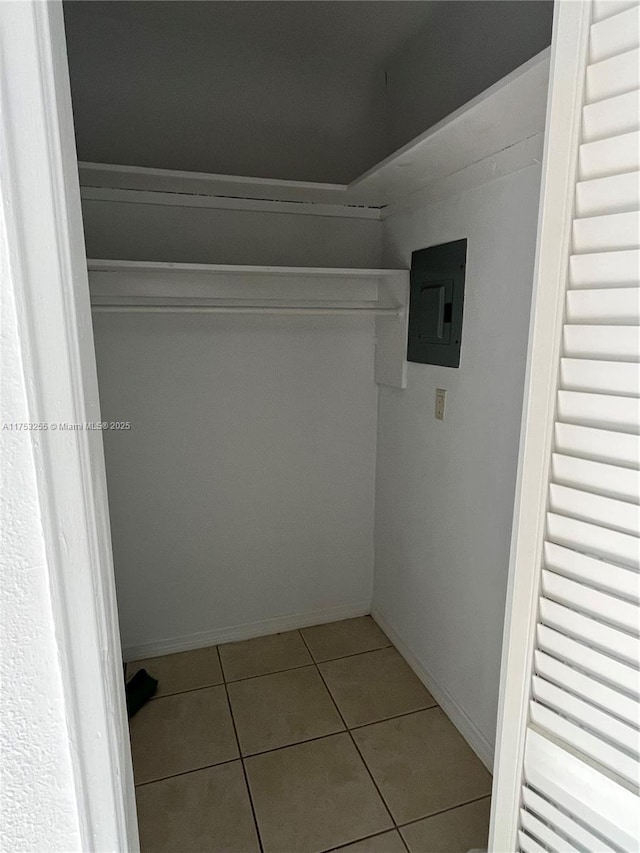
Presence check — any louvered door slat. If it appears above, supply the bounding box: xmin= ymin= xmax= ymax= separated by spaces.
xmin=566 ymin=287 xmax=640 ymax=323
xmin=582 ymin=90 xmax=640 ymax=142
xmin=529 ymin=702 xmax=639 ymax=785
xmin=519 ymin=830 xmax=548 ymax=853
xmin=551 ymin=452 xmax=640 ymax=501
xmin=563 ymin=325 xmax=640 ymax=360
xmin=547 ymin=512 xmax=639 ymax=566
xmin=520 ymin=808 xmax=582 ymax=852
xmin=522 ymin=786 xmax=617 ymax=852
xmin=590 ymin=5 xmax=640 ymax=61
xmin=524 ymin=731 xmax=640 ymax=849
xmin=579 ymin=130 xmax=640 ymax=179
xmin=539 ymin=597 xmax=640 ymax=663
xmin=573 ymin=210 xmax=640 ymax=252
xmin=593 ymin=0 xmax=638 ymax=24
xmin=544 ymin=541 xmax=640 ymax=599
xmin=535 ymin=650 xmax=639 ymax=727
xmin=533 ymin=674 xmax=639 ymax=756
xmin=560 ymin=358 xmax=640 ymax=395
xmin=586 ymin=47 xmax=640 ymax=102
xmin=542 ymin=568 xmax=640 ymax=632
xmin=576 ymin=171 xmax=640 ymax=217
xmin=548 ymin=483 xmax=640 ymax=534
xmin=556 ymin=390 xmax=639 ymax=433
xmin=554 ymin=422 xmax=640 ymax=468
xmin=537 ymin=625 xmax=640 ymax=698
xmin=569 ymin=249 xmax=640 ymax=287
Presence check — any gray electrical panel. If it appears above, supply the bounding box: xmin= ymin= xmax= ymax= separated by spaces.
xmin=407 ymin=239 xmax=467 ymax=368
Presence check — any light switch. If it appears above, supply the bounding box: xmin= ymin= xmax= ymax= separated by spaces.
xmin=435 ymin=388 xmax=446 ymax=420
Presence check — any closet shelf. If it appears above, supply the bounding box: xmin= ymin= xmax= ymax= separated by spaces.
xmin=88 ymin=260 xmax=404 ymax=274
xmin=87 ymin=260 xmax=410 ymax=388
xmin=92 ymin=304 xmax=402 ymax=316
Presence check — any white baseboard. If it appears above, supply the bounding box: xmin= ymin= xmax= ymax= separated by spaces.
xmin=371 ymin=605 xmax=495 ymax=772
xmin=123 ymin=600 xmax=371 ymax=661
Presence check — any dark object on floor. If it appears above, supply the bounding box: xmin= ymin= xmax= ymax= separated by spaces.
xmin=126 ymin=668 xmax=158 ymax=718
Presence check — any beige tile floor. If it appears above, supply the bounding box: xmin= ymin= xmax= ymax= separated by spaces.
xmin=128 ymin=616 xmax=492 ymax=853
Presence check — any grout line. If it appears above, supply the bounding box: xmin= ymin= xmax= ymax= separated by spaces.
xmin=348 ymin=703 xmax=439 ymax=732
xmin=398 ymin=827 xmax=412 ymax=853
xmin=298 ymin=630 xmax=399 ymax=834
xmin=397 ymin=793 xmax=492 ymax=829
xmin=134 ymin=755 xmax=240 ymax=788
xmin=308 ymin=641 xmax=394 ymax=665
xmin=224 ymin=660 xmax=314 ymax=685
xmin=223 ymin=676 xmax=265 ymax=853
xmin=217 ymin=627 xmax=312 ymax=682
xmin=321 ymin=828 xmax=404 ymax=853
xmin=237 ymin=728 xmax=346 ymax=760
xmin=147 ymin=680 xmax=226 ymax=701
xmin=345 ymin=728 xmax=398 ymax=831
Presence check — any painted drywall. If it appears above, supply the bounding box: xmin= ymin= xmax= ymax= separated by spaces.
xmin=87 ymin=202 xmax=382 ymax=655
xmin=0 ymin=246 xmax=81 ymax=850
xmin=81 ymin=199 xmax=383 ymax=268
xmin=383 ymin=1 xmax=553 ymax=154
xmin=373 ymin=165 xmax=542 ymax=763
xmin=94 ymin=314 xmax=379 ymax=656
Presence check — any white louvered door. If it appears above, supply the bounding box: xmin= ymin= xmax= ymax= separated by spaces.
xmin=491 ymin=1 xmax=640 ymax=850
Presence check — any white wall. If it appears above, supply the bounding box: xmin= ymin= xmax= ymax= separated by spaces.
xmin=373 ymin=165 xmax=542 ymax=765
xmin=85 ymin=200 xmax=382 ymax=657
xmin=0 ymin=245 xmax=81 ymax=851
xmin=82 ymin=199 xmax=383 ymax=268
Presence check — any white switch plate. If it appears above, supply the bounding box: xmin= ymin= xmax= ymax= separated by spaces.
xmin=435 ymin=388 xmax=446 ymax=420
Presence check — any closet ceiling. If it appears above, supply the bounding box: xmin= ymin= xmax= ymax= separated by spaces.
xmin=63 ymin=0 xmax=553 ymax=184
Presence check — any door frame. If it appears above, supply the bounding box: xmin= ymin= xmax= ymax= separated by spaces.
xmin=0 ymin=2 xmax=138 ymax=848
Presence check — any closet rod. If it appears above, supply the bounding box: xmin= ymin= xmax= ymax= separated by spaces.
xmin=91 ymin=304 xmax=403 ymax=316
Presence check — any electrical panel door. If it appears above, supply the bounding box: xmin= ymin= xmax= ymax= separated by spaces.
xmin=407 ymin=239 xmax=467 ymax=367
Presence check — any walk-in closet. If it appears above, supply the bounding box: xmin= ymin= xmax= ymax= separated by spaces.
xmin=5 ymin=0 xmax=640 ymax=849
xmin=65 ymin=2 xmax=553 ymax=850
